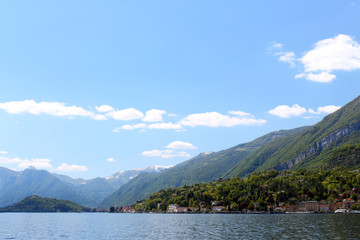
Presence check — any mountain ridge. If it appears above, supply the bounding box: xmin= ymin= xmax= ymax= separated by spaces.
xmin=99 ymin=126 xmax=307 ymax=208
xmin=0 ymin=165 xmax=173 ymax=208
xmin=226 ymin=95 xmax=360 ymax=178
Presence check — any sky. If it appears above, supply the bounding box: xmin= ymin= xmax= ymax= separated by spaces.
xmin=0 ymin=1 xmax=360 ymax=179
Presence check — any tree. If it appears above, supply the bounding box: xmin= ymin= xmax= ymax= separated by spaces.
xmin=351 ymin=193 xmax=358 ymax=201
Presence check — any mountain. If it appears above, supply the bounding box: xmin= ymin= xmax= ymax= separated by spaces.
xmin=323 ymin=143 xmax=360 ymax=170
xmin=0 ymin=167 xmax=20 ymax=192
xmin=53 ymin=165 xmax=173 ymax=206
xmin=3 ymin=96 xmax=360 ymax=209
xmin=0 ymin=195 xmax=90 ymax=212
xmin=136 ymin=169 xmax=360 ymax=213
xmin=0 ymin=165 xmax=173 ymax=208
xmin=0 ymin=167 xmax=92 ymax=208
xmin=52 ymin=174 xmax=116 ymax=206
xmin=104 ymin=165 xmax=173 ymax=189
xmin=226 ymin=95 xmax=360 ymax=178
xmin=99 ymin=126 xmax=306 ymax=208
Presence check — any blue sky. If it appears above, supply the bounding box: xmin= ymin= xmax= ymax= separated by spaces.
xmin=0 ymin=1 xmax=360 ymax=178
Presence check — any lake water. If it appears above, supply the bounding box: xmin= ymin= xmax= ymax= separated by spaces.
xmin=0 ymin=213 xmax=359 ymax=239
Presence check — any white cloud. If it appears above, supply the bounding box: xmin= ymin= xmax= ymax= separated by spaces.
xmin=294 ymin=34 xmax=360 ymax=83
xmin=295 ymin=72 xmax=336 ymax=83
xmin=0 ymin=156 xmax=21 ymax=164
xmin=0 ymin=100 xmax=106 ymax=120
xmin=18 ymin=158 xmax=52 ymax=169
xmin=93 ymin=114 xmax=107 ymax=120
xmin=0 ymin=151 xmax=8 ymax=155
xmin=309 ymin=105 xmax=341 ymax=115
xmin=0 ymin=100 xmax=157 ymax=122
xmin=148 ymin=122 xmax=183 ymax=130
xmin=142 ymin=109 xmax=166 ymax=122
xmin=112 ymin=127 xmax=121 ymax=133
xmin=278 ymin=51 xmax=296 ymax=66
xmin=55 ymin=163 xmax=88 ymax=172
xmin=107 ymin=157 xmax=116 ymax=162
xmin=166 ymin=141 xmax=197 ymax=150
xmin=120 ymin=122 xmax=183 ymax=131
xmin=268 ymin=42 xmax=297 ymax=67
xmin=96 ymin=105 xmax=114 ymax=113
xmin=121 ymin=123 xmax=147 ymax=130
xmin=228 ymin=111 xmax=253 ymax=117
xmin=269 ymin=104 xmax=307 ymax=118
xmin=179 ymin=112 xmax=266 ymax=127
xmin=268 ymin=41 xmax=283 ymax=50
xmin=269 ymin=104 xmax=342 ymax=118
xmin=106 ymin=108 xmax=144 ymax=121
xmin=115 ymin=110 xmax=265 ymax=132
xmin=301 ymin=34 xmax=360 ymax=73
xmin=317 ymin=105 xmax=341 ymax=114
xmin=142 ymin=149 xmax=191 ymax=159
xmin=271 ymin=34 xmax=360 ymax=83
xmin=0 ymin=156 xmax=52 ymax=169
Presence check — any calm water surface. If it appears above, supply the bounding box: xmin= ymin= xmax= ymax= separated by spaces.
xmin=0 ymin=213 xmax=359 ymax=239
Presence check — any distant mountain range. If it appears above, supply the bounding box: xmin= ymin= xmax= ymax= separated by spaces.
xmin=98 ymin=126 xmax=307 ymax=208
xmin=2 ymin=95 xmax=360 ymax=209
xmin=100 ymin=95 xmax=360 ymax=207
xmin=0 ymin=165 xmax=172 ymax=208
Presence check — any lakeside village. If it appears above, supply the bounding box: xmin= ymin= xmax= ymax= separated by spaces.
xmin=111 ymin=197 xmax=360 ymax=214
xmin=108 ymin=172 xmax=360 ymax=214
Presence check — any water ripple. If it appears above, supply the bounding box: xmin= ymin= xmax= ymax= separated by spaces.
xmin=0 ymin=213 xmax=359 ymax=239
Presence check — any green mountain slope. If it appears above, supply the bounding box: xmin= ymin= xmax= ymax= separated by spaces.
xmin=226 ymin=95 xmax=360 ymax=178
xmin=99 ymin=172 xmax=157 ymax=209
xmin=324 ymin=143 xmax=360 ymax=170
xmin=137 ymin=169 xmax=360 ymax=213
xmin=0 ymin=195 xmax=90 ymax=212
xmin=99 ymin=127 xmax=306 ymax=208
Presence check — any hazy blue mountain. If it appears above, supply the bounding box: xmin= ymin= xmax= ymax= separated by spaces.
xmin=0 ymin=165 xmax=173 ymax=208
xmin=99 ymin=127 xmax=306 ymax=208
xmin=53 ymin=165 xmax=173 ymax=206
xmin=0 ymin=167 xmax=19 ymax=192
xmin=0 ymin=167 xmax=92 ymax=207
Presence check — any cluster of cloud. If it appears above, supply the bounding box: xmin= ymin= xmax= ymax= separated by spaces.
xmin=0 ymin=156 xmax=52 ymax=169
xmin=269 ymin=104 xmax=341 ymax=118
xmin=0 ymin=151 xmax=87 ymax=172
xmin=118 ymin=111 xmax=266 ymax=132
xmin=179 ymin=111 xmax=265 ymax=127
xmin=0 ymin=100 xmax=105 ymax=120
xmin=0 ymin=100 xmax=168 ymax=122
xmin=54 ymin=163 xmax=88 ymax=172
xmin=117 ymin=122 xmax=182 ymax=132
xmin=142 ymin=141 xmax=197 ymax=159
xmin=270 ymin=34 xmax=360 ymax=83
xmin=0 ymin=100 xmax=266 ymax=131
xmin=268 ymin=42 xmax=297 ymax=67
xmin=142 ymin=149 xmax=191 ymax=159
xmin=0 ymin=99 xmax=343 ymax=134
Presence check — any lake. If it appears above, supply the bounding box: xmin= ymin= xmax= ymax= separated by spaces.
xmin=0 ymin=213 xmax=359 ymax=239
